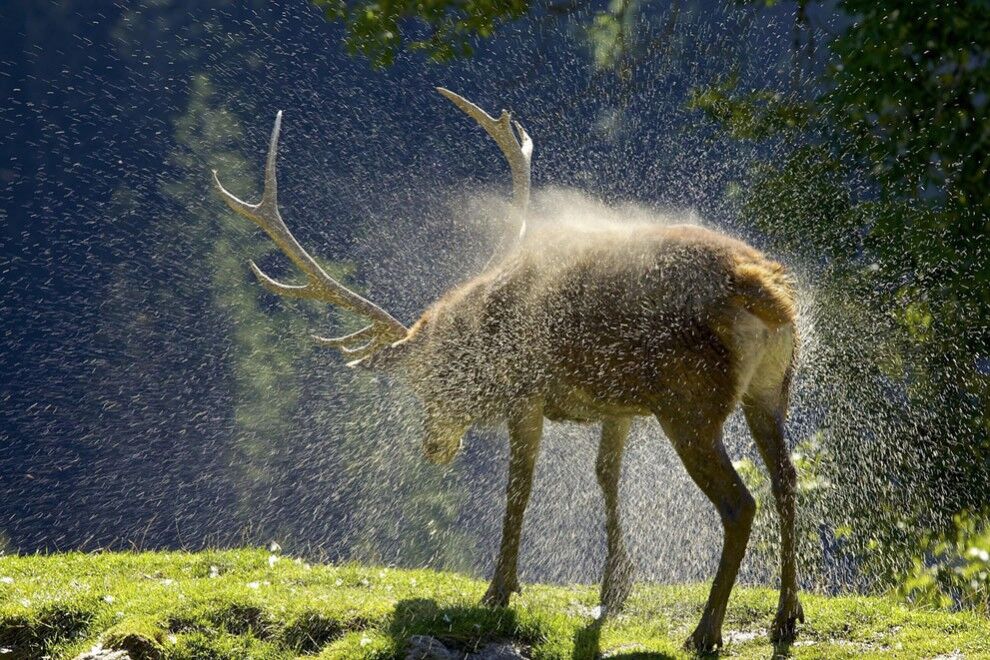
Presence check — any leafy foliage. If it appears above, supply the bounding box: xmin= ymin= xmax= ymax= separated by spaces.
xmin=688 ymin=77 xmax=813 ymax=142
xmin=311 ymin=0 xmax=529 ymax=66
xmin=828 ymin=0 xmax=990 ymax=210
xmin=898 ymin=511 xmax=990 ymax=614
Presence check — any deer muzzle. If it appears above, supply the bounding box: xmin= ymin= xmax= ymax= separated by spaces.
xmin=422 ymin=412 xmax=470 ymax=465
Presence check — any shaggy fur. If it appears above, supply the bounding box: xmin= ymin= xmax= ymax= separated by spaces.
xmin=381 ymin=220 xmax=803 ymax=651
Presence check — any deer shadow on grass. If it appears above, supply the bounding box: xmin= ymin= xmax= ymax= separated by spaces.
xmin=388 ymin=598 xmax=691 ymax=659
xmin=771 ymin=638 xmax=795 ymax=658
xmin=571 ymin=617 xmax=678 ymax=660
xmin=388 ymin=598 xmax=528 ymax=657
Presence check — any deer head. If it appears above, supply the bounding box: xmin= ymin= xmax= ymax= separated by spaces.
xmin=212 ymin=89 xmax=532 ymax=464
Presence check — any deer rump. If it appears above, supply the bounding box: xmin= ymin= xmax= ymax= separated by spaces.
xmin=409 ymin=222 xmax=798 ymax=425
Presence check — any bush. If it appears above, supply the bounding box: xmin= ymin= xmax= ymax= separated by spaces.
xmin=898 ymin=511 xmax=990 ymax=614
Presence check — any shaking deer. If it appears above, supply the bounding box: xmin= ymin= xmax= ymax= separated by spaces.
xmin=212 ymin=88 xmax=803 ymax=651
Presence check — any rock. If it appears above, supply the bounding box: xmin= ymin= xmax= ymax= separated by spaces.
xmin=71 ymin=645 xmax=132 ymax=660
xmin=405 ymin=635 xmax=529 ymax=660
xmin=406 ymin=635 xmax=456 ymax=660
xmin=469 ymin=641 xmax=528 ymax=659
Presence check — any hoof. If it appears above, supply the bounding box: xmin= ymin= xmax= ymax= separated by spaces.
xmin=481 ymin=579 xmax=518 ymax=608
xmin=684 ymin=626 xmax=722 ymax=654
xmin=770 ymin=597 xmax=805 ymax=643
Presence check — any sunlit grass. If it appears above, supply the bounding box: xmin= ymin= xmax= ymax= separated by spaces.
xmin=1 ymin=548 xmax=988 ymax=658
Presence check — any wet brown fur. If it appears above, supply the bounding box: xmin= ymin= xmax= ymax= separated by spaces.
xmin=399 ymin=222 xmax=797 ymax=425
xmin=386 ymin=221 xmax=803 ymax=651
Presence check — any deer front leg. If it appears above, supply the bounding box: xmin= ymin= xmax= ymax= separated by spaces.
xmin=597 ymin=416 xmax=633 ymax=614
xmin=482 ymin=397 xmax=543 ymax=607
xmin=659 ymin=416 xmax=755 ymax=653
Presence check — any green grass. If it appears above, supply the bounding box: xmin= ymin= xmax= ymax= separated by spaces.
xmin=0 ymin=549 xmax=987 ymax=659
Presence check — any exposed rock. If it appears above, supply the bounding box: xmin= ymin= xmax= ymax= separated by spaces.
xmin=470 ymin=641 xmax=528 ymax=659
xmin=724 ymin=629 xmax=763 ymax=644
xmin=406 ymin=635 xmax=456 ymax=660
xmin=405 ymin=635 xmax=529 ymax=660
xmin=71 ymin=645 xmax=132 ymax=660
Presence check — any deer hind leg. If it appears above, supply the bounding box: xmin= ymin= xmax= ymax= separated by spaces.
xmin=482 ymin=397 xmax=543 ymax=607
xmin=657 ymin=414 xmax=755 ymax=653
xmin=597 ymin=416 xmax=633 ymax=614
xmin=743 ymin=327 xmax=803 ymax=642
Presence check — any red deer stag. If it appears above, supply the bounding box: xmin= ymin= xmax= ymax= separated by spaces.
xmin=212 ymin=89 xmax=803 ymax=651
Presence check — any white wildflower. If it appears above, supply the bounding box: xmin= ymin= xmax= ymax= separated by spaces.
xmin=965 ymin=547 xmax=990 ymax=562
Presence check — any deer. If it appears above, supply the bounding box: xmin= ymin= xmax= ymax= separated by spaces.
xmin=211 ymin=88 xmax=804 ymax=652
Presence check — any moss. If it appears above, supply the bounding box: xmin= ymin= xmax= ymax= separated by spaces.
xmin=1 ymin=549 xmax=990 ymax=658
xmin=102 ymin=617 xmax=165 ymax=660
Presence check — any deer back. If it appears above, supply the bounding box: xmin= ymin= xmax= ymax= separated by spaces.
xmin=403 ymin=222 xmax=796 ymax=422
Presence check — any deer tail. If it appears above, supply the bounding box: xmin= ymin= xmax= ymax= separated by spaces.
xmin=731 ymin=257 xmax=797 ymax=330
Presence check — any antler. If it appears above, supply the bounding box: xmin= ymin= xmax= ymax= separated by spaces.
xmin=212 ymin=111 xmax=408 ymax=363
xmin=437 ymin=88 xmax=533 ymax=243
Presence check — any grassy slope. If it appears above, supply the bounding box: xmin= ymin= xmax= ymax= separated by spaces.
xmin=0 ymin=549 xmax=987 ymax=659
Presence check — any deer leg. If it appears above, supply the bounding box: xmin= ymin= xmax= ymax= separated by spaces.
xmin=482 ymin=397 xmax=543 ymax=607
xmin=743 ymin=397 xmax=803 ymax=642
xmin=597 ymin=416 xmax=633 ymax=614
xmin=658 ymin=416 xmax=755 ymax=653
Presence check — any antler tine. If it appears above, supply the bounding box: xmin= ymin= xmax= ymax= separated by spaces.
xmin=313 ymin=328 xmax=389 ymax=367
xmin=311 ymin=325 xmax=377 ymax=348
xmin=212 ymin=112 xmax=408 ymax=348
xmin=437 ymin=88 xmax=533 ymax=239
